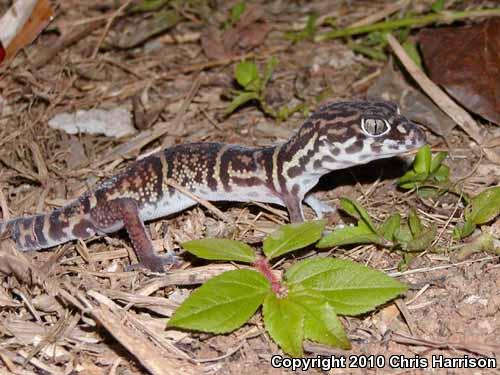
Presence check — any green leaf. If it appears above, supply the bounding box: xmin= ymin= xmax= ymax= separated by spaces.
xmin=413 ymin=145 xmax=431 ymax=175
xmin=130 ymin=0 xmax=171 ymax=12
xmin=433 ymin=164 xmax=449 ymax=182
xmin=263 ymin=220 xmax=326 ymax=259
xmin=263 ymin=293 xmax=304 ymax=356
xmin=304 ymin=13 xmax=318 ymax=38
xmin=182 ymin=238 xmax=256 ymax=263
xmin=431 ymin=0 xmax=445 ymax=12
xmin=340 ymin=198 xmax=377 ymax=233
xmin=465 ymin=186 xmax=500 ymax=225
xmin=284 ymin=13 xmax=318 ymax=42
xmin=416 ymin=187 xmax=441 ymax=199
xmin=235 ymin=61 xmax=260 ymax=89
xmin=379 ymin=213 xmax=401 ymax=242
xmin=317 ymin=225 xmax=384 ymax=248
xmin=286 ymin=258 xmax=407 ymax=315
xmin=262 ymin=56 xmax=278 ymax=88
xmin=430 ymin=151 xmax=447 ymax=174
xmin=394 ymin=224 xmax=413 ymax=244
xmin=456 ymin=232 xmax=497 ymax=259
xmin=289 ymin=286 xmax=351 ymax=349
xmin=168 ymin=270 xmax=270 ymax=333
xmin=230 ymin=1 xmax=246 ymax=24
xmin=405 ymin=224 xmax=437 ymax=252
xmin=225 ymin=91 xmax=260 ymax=115
xmin=408 ymin=208 xmax=423 ymax=236
xmin=398 ymin=170 xmax=428 ymax=188
xmin=453 ymin=220 xmax=476 ymax=240
xmin=398 ymin=253 xmax=415 ymax=272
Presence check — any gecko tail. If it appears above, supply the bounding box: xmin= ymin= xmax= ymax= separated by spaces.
xmin=0 ymin=219 xmax=8 ymax=239
xmin=3 ymin=214 xmax=61 ymax=251
xmin=2 ymin=199 xmax=97 ymax=252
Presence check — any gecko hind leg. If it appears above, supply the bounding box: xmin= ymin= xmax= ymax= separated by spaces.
xmin=90 ymin=197 xmax=177 ymax=272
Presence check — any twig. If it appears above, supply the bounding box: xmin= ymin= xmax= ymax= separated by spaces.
xmin=84 ymin=290 xmax=197 ymax=374
xmin=315 ymin=8 xmax=500 ymax=41
xmin=388 ymin=255 xmax=499 ymax=277
xmin=0 ymin=188 xmax=10 ymax=221
xmin=431 ymin=190 xmax=463 ymax=247
xmin=32 ymin=19 xmax=105 ymax=68
xmin=386 ymin=34 xmax=489 ymax=145
xmin=160 ymin=74 xmax=200 ymax=148
xmin=91 ymin=0 xmax=133 ymax=59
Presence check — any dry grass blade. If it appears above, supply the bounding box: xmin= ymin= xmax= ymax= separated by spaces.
xmin=349 ymin=0 xmax=410 ymax=28
xmin=91 ymin=0 xmax=134 ymax=59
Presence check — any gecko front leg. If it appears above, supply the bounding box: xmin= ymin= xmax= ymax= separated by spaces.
xmin=90 ymin=197 xmax=176 ymax=272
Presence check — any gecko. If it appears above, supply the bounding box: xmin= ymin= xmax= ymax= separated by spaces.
xmin=0 ymin=101 xmax=426 ymax=272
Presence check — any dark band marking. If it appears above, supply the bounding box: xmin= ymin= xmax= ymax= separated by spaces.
xmin=49 ymin=210 xmax=67 ymax=240
xmin=34 ymin=215 xmax=48 ymax=246
xmin=313 ymin=155 xmax=335 ymax=169
xmin=24 ymin=234 xmax=37 ymax=249
xmin=345 ymin=139 xmax=364 ymax=154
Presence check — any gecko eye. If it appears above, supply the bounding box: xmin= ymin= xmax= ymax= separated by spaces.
xmin=361 ymin=118 xmax=391 ymax=137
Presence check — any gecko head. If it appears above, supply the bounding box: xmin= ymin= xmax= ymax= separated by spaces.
xmin=314 ymin=100 xmax=427 ymax=166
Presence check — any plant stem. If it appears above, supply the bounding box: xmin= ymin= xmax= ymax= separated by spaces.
xmin=315 ymin=8 xmax=500 ymax=42
xmin=254 ymin=258 xmax=287 ymax=297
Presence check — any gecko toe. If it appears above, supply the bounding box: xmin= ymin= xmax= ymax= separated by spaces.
xmin=127 ymin=253 xmax=180 ymax=273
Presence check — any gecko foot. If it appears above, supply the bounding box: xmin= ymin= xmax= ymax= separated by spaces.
xmin=303 ymin=195 xmax=336 ymax=219
xmin=126 ymin=252 xmax=180 ymax=273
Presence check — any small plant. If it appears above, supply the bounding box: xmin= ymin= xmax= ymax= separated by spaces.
xmin=453 ymin=186 xmax=500 ymax=239
xmin=222 ymin=1 xmax=246 ymax=29
xmin=225 ymin=58 xmax=307 ymax=120
xmin=397 ymin=145 xmax=450 ymax=197
xmin=168 ymin=221 xmax=407 ymax=356
xmin=284 ymin=13 xmax=318 ymax=43
xmin=317 ymin=198 xmax=437 ymax=269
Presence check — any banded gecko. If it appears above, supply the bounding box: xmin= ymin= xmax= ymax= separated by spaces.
xmin=0 ymin=101 xmax=426 ymax=272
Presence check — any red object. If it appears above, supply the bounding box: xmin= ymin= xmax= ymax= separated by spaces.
xmin=0 ymin=41 xmax=5 ymax=63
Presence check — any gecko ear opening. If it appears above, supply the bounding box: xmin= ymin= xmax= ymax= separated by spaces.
xmin=361 ymin=118 xmax=391 ymax=137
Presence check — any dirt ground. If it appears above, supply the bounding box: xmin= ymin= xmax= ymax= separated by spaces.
xmin=0 ymin=0 xmax=499 ymax=374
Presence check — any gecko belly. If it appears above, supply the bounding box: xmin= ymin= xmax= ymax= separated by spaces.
xmin=138 ymin=187 xmax=284 ymax=222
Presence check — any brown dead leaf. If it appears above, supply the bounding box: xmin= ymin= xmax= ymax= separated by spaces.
xmin=201 ymin=26 xmax=228 ymax=60
xmin=0 ymin=253 xmax=36 ymax=285
xmin=32 ymin=19 xmax=105 ymax=68
xmin=224 ymin=5 xmax=270 ymax=52
xmin=201 ymin=5 xmax=271 ymax=60
xmin=2 ymin=0 xmax=54 ymax=62
xmin=419 ymin=18 xmax=500 ymax=125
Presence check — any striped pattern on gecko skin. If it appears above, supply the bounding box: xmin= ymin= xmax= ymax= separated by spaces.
xmin=0 ymin=101 xmax=426 ymax=272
